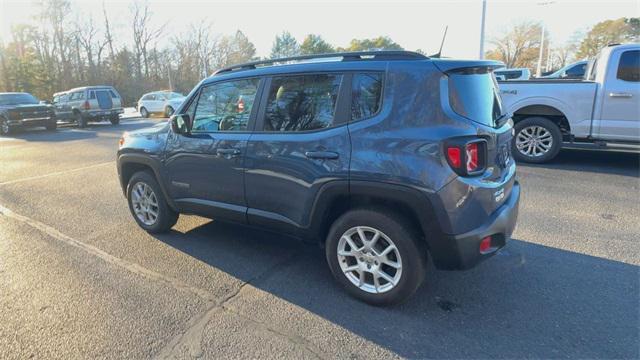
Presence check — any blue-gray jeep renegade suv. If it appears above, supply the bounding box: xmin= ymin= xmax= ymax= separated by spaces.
xmin=117 ymin=51 xmax=520 ymax=305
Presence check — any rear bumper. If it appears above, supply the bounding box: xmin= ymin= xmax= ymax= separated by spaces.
xmin=83 ymin=109 xmax=123 ymax=120
xmin=432 ymin=181 xmax=520 ymax=270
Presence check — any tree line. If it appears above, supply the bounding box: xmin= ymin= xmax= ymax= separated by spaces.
xmin=0 ymin=0 xmax=408 ymax=105
xmin=486 ymin=17 xmax=639 ymax=71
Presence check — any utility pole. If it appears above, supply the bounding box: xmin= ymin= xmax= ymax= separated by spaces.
xmin=536 ymin=24 xmax=545 ymax=77
xmin=479 ymin=0 xmax=487 ymax=59
xmin=535 ymin=1 xmax=555 ymax=77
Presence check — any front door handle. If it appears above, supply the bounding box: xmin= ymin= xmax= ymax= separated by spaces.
xmin=305 ymin=151 xmax=339 ymax=160
xmin=609 ymin=92 xmax=633 ymax=98
xmin=216 ymin=148 xmax=241 ymax=156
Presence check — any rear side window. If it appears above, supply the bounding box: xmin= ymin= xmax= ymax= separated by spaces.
xmin=264 ymin=74 xmax=342 ymax=131
xmin=352 ymin=73 xmax=383 ymax=121
xmin=617 ymin=50 xmax=640 ymax=82
xmin=448 ymin=69 xmax=502 ymax=127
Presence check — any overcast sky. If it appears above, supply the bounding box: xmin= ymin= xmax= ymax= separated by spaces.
xmin=1 ymin=0 xmax=638 ymax=59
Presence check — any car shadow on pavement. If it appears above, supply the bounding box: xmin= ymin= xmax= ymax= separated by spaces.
xmin=155 ymin=220 xmax=639 ymax=359
xmin=520 ymin=149 xmax=640 ymax=177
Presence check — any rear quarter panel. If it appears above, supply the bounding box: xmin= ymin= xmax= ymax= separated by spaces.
xmin=498 ymin=81 xmax=598 ymax=138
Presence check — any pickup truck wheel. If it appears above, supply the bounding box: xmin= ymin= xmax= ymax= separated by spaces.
xmin=326 ymin=209 xmax=427 ymax=306
xmin=75 ymin=112 xmax=87 ymax=128
xmin=140 ymin=107 xmax=149 ymax=118
xmin=110 ymin=114 xmax=120 ymax=125
xmin=127 ymin=171 xmax=178 ymax=233
xmin=45 ymin=120 xmax=57 ymax=131
xmin=0 ymin=118 xmax=11 ymax=136
xmin=512 ymin=117 xmax=562 ymax=163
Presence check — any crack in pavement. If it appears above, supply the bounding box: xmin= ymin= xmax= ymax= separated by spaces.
xmin=153 ymin=251 xmax=328 ymax=360
xmin=0 ymin=202 xmax=327 ymax=359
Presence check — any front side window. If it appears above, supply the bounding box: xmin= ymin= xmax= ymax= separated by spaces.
xmin=191 ymin=78 xmax=259 ymax=132
xmin=352 ymin=73 xmax=383 ymax=121
xmin=617 ymin=50 xmax=640 ymax=82
xmin=264 ymin=74 xmax=342 ymax=132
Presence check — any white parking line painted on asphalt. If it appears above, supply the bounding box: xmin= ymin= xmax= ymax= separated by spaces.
xmin=0 ymin=161 xmax=114 ymax=186
xmin=0 ymin=203 xmax=216 ymax=302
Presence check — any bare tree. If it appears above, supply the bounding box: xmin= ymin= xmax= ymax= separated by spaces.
xmin=486 ymin=21 xmax=545 ymax=69
xmin=131 ymin=1 xmax=166 ymax=78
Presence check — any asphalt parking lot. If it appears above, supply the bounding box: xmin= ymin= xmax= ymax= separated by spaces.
xmin=1 ymin=118 xmax=638 ymax=359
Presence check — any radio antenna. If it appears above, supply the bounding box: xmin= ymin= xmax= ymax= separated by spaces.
xmin=430 ymin=26 xmax=448 ymax=58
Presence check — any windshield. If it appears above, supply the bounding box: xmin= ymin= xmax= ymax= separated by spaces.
xmin=0 ymin=93 xmax=39 ymax=106
xmin=448 ymin=69 xmax=502 ymax=127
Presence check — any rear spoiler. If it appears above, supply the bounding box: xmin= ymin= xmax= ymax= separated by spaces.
xmin=432 ymin=59 xmax=505 ymax=74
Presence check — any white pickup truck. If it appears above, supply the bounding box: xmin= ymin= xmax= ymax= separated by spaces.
xmin=498 ymin=43 xmax=639 ymax=163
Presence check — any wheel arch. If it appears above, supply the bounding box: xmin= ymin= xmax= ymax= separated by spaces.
xmin=310 ymin=180 xmax=445 ymax=253
xmin=117 ymin=154 xmax=177 ymax=211
xmin=511 ymin=103 xmax=571 ymax=136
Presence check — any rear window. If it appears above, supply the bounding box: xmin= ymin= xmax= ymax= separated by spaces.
xmin=448 ymin=69 xmax=502 ymax=127
xmin=617 ymin=50 xmax=640 ymax=82
xmin=352 ymin=73 xmax=383 ymax=121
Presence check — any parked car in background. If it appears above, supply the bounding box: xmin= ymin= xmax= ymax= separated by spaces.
xmin=53 ymin=86 xmax=124 ymax=128
xmin=117 ymin=51 xmax=520 ymax=305
xmin=137 ymin=91 xmax=186 ymax=118
xmin=0 ymin=92 xmax=57 ymax=135
xmin=495 ymin=68 xmax=531 ymax=81
xmin=540 ymin=60 xmax=589 ymax=79
xmin=499 ymin=44 xmax=639 ymax=163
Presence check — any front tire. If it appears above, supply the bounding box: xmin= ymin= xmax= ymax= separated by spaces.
xmin=512 ymin=117 xmax=562 ymax=163
xmin=326 ymin=209 xmax=427 ymax=306
xmin=140 ymin=107 xmax=149 ymax=118
xmin=110 ymin=114 xmax=120 ymax=125
xmin=127 ymin=171 xmax=178 ymax=233
xmin=164 ymin=106 xmax=174 ymax=117
xmin=0 ymin=118 xmax=11 ymax=136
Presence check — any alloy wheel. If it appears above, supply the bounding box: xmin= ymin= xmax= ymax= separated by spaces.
xmin=337 ymin=226 xmax=403 ymax=294
xmin=130 ymin=182 xmax=160 ymax=226
xmin=515 ymin=125 xmax=553 ymax=157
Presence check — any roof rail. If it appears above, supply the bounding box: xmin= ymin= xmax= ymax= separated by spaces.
xmin=213 ymin=50 xmax=428 ymax=76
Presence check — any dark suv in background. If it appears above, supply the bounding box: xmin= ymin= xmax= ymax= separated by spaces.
xmin=117 ymin=51 xmax=520 ymax=305
xmin=0 ymin=92 xmax=57 ymax=136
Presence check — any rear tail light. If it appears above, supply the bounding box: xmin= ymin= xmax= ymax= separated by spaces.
xmin=445 ymin=139 xmax=486 ymax=176
xmin=479 ymin=236 xmax=492 ymax=254
xmin=83 ymin=100 xmax=90 ymax=110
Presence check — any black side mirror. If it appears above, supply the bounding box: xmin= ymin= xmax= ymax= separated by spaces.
xmin=170 ymin=114 xmax=190 ymax=134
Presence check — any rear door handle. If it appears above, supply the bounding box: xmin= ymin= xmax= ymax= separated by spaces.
xmin=305 ymin=151 xmax=339 ymax=160
xmin=609 ymin=92 xmax=633 ymax=98
xmin=216 ymin=148 xmax=241 ymax=156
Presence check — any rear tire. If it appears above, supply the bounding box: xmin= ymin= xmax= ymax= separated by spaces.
xmin=140 ymin=107 xmax=149 ymax=118
xmin=45 ymin=120 xmax=57 ymax=131
xmin=110 ymin=115 xmax=120 ymax=125
xmin=512 ymin=116 xmax=562 ymax=163
xmin=127 ymin=171 xmax=178 ymax=233
xmin=75 ymin=112 xmax=87 ymax=128
xmin=325 ymin=209 xmax=427 ymax=306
